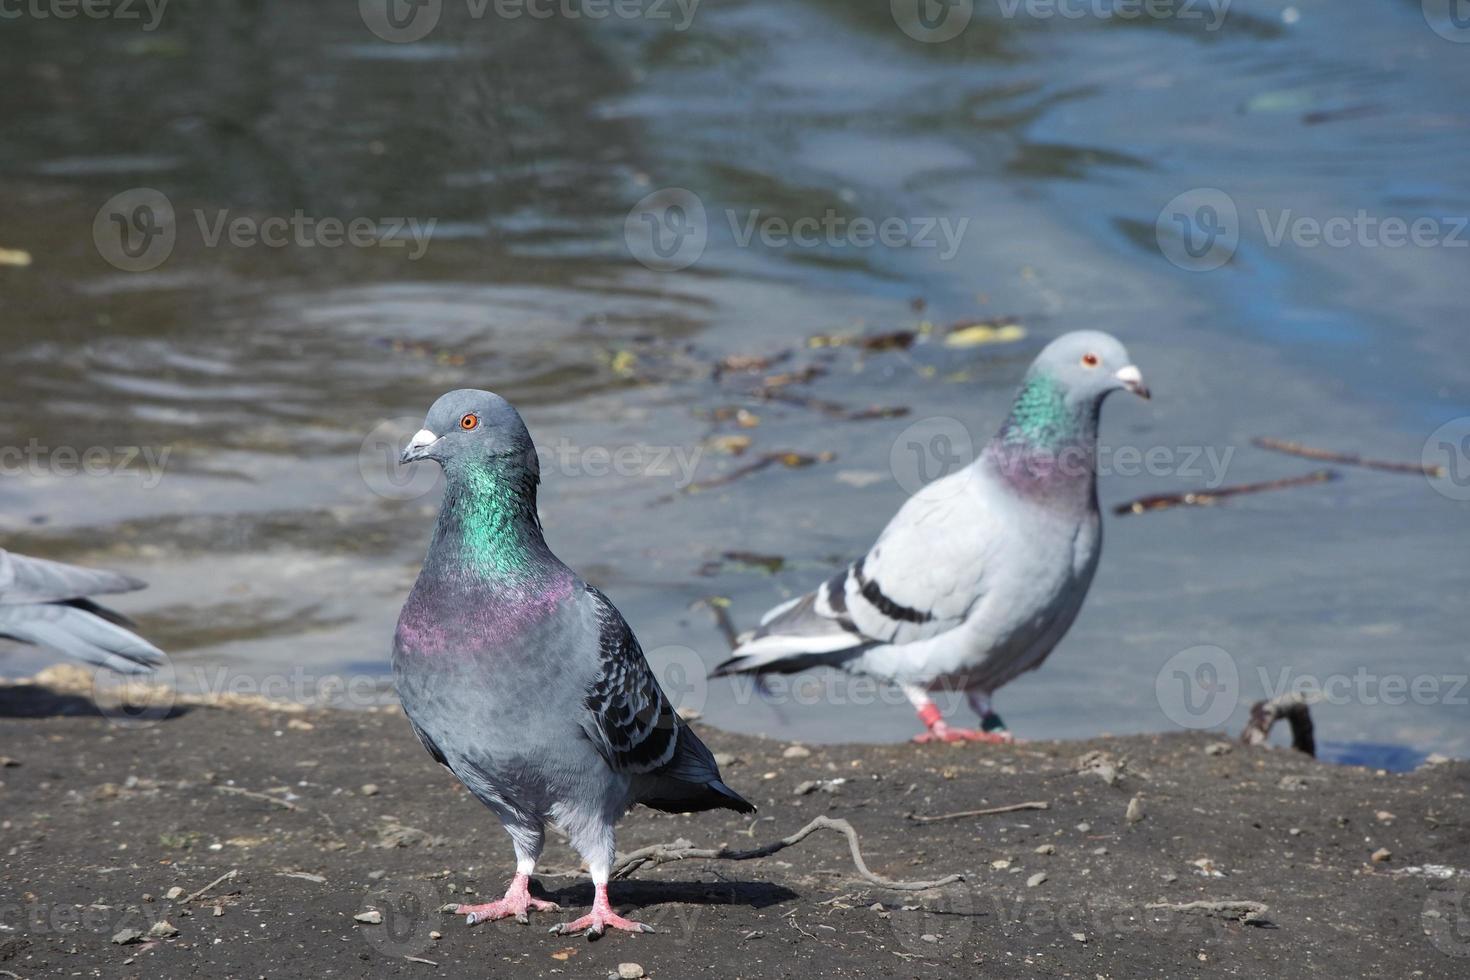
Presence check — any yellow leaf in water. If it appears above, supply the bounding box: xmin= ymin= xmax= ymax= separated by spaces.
xmin=0 ymin=247 xmax=33 ymax=268
xmin=609 ymin=350 xmax=638 ymax=376
xmin=944 ymin=322 xmax=1026 ymax=349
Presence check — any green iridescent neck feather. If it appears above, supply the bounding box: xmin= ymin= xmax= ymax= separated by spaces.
xmin=441 ymin=460 xmax=546 ymax=577
xmin=997 ymin=373 xmax=1081 ymax=450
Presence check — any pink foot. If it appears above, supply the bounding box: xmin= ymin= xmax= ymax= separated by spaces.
xmin=548 ymin=884 xmax=654 ymax=939
xmin=913 ymin=723 xmax=1014 ymax=745
xmin=450 ymin=873 xmax=559 ymax=926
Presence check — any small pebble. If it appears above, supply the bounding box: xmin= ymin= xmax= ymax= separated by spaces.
xmin=1026 ymin=872 xmax=1047 ymax=888
xmin=355 ymin=910 xmax=384 ymax=924
xmin=1204 ymin=742 xmax=1232 ymax=756
xmin=430 ymin=931 xmax=442 ymax=940
xmin=920 ymin=934 xmax=938 ymax=943
xmin=782 ymin=745 xmax=811 ymax=759
xmin=1125 ymin=796 xmax=1145 ymax=824
xmin=360 ymin=784 xmax=380 ymax=797
xmin=367 ymin=870 xmax=386 ymax=880
xmin=1072 ymin=932 xmax=1087 ymax=943
xmin=111 ymin=928 xmax=144 ymax=946
xmin=1092 ymin=847 xmax=1108 ymax=856
xmin=1375 ymin=811 xmax=1395 ymax=824
xmin=991 ymin=858 xmax=1011 ymax=870
xmin=212 ymin=906 xmax=224 ymax=917
xmin=165 ymin=886 xmax=184 ymax=900
xmin=1076 ymin=822 xmax=1091 ymax=833
xmin=1034 ymin=844 xmax=1055 ymax=855
xmin=1371 ymin=847 xmax=1392 ymax=863
xmin=148 ymin=920 xmax=179 ymax=939
xmin=617 ymin=963 xmax=645 ymax=979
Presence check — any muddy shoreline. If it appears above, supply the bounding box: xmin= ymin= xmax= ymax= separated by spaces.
xmin=1 ymin=674 xmax=1467 ymax=979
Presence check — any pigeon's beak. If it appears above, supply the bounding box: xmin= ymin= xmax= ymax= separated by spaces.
xmin=1114 ymin=365 xmax=1150 ymax=401
xmin=399 ymin=428 xmax=441 ymax=464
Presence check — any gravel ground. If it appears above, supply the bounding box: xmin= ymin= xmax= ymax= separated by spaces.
xmin=1 ymin=671 xmax=1467 ymax=979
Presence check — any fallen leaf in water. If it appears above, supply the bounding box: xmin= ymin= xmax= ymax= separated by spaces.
xmin=708 ymin=434 xmax=752 ymax=456
xmin=944 ymin=321 xmax=1026 ymax=348
xmin=0 ymin=248 xmax=32 ymax=267
xmin=736 ymin=409 xmax=760 ymax=429
xmin=609 ymin=350 xmax=639 ymax=376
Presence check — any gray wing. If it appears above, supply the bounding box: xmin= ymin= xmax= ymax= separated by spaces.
xmin=0 ymin=549 xmax=145 ymax=604
xmin=715 ymin=475 xmax=991 ymax=674
xmin=0 ymin=549 xmax=165 ymax=674
xmin=580 ymin=585 xmax=680 ymax=774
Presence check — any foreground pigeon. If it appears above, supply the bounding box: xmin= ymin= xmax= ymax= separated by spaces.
xmin=0 ymin=549 xmax=166 ymax=674
xmin=713 ymin=331 xmax=1149 ymax=743
xmin=394 ymin=390 xmax=754 ymax=938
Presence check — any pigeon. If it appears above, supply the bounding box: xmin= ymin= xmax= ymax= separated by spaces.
xmin=0 ymin=549 xmax=167 ymax=674
xmin=712 ymin=331 xmax=1149 ymax=743
xmin=393 ymin=390 xmax=754 ymax=938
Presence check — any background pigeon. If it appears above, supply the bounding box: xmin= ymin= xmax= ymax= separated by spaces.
xmin=393 ymin=389 xmax=754 ymax=938
xmin=0 ymin=549 xmax=166 ymax=674
xmin=713 ymin=331 xmax=1149 ymax=743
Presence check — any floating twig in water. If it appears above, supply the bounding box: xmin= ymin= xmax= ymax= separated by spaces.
xmin=751 ymin=388 xmax=909 ymax=421
xmin=1241 ymin=693 xmax=1316 ymax=756
xmin=1253 ymin=437 xmax=1443 ymax=477
xmin=684 ymin=451 xmax=836 ymax=493
xmin=610 ymin=815 xmax=963 ymax=891
xmin=696 ymin=596 xmax=741 ymax=651
xmin=906 ymin=801 xmax=1050 ymax=823
xmin=1113 ymin=470 xmax=1339 ymax=516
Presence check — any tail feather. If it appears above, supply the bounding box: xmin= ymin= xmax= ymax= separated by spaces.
xmin=637 ymin=721 xmax=756 ymax=814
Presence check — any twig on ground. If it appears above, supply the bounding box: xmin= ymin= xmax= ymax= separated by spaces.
xmin=1145 ymin=899 xmax=1271 ymax=925
xmin=1253 ymin=437 xmax=1443 ymax=477
xmin=905 ymin=801 xmax=1050 ymax=823
xmin=1113 ymin=470 xmax=1338 ymax=516
xmin=215 ymin=785 xmax=299 ymax=811
xmin=610 ymin=815 xmax=963 ymax=891
xmin=182 ymin=868 xmax=239 ymax=904
xmin=1241 ymin=694 xmax=1316 ymax=756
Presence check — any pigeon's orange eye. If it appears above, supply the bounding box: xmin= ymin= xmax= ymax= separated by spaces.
xmin=460 ymin=413 xmax=479 ymax=431
xmin=1081 ymin=353 xmax=1100 ymax=368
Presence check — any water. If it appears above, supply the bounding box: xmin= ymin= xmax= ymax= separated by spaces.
xmin=1 ymin=0 xmax=1466 ymax=759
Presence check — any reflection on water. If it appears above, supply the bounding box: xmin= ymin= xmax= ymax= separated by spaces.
xmin=1 ymin=0 xmax=1467 ymax=756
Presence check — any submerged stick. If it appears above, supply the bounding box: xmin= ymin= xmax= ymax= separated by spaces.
xmin=1253 ymin=437 xmax=1443 ymax=477
xmin=683 ymin=451 xmax=835 ymax=494
xmin=906 ymin=801 xmax=1050 ymax=823
xmin=1114 ymin=469 xmax=1339 ymax=516
xmin=611 ymin=815 xmax=963 ymax=891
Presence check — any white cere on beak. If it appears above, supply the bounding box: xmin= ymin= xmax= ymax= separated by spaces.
xmin=1114 ymin=365 xmax=1150 ymax=400
xmin=406 ymin=428 xmax=439 ymax=452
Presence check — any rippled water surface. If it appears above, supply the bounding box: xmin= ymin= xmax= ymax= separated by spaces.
xmin=2 ymin=0 xmax=1468 ymax=758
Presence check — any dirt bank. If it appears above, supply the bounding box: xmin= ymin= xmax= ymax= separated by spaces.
xmin=1 ymin=674 xmax=1467 ymax=979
